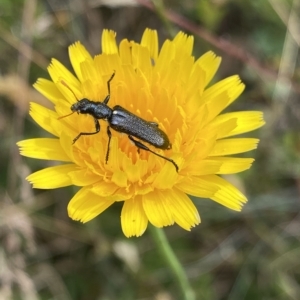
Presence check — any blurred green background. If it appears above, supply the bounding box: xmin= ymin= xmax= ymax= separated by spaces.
xmin=1 ymin=0 xmax=299 ymax=299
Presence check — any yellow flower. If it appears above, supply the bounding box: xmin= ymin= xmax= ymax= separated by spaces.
xmin=17 ymin=29 xmax=265 ymax=237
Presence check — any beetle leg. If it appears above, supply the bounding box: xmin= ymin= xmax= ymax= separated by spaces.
xmin=106 ymin=126 xmax=112 ymax=163
xmin=73 ymin=118 xmax=100 ymax=144
xmin=103 ymin=94 xmax=110 ymax=105
xmin=103 ymin=72 xmax=115 ymax=104
xmin=128 ymin=135 xmax=179 ymax=172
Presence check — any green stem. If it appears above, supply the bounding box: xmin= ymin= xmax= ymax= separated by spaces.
xmin=149 ymin=226 xmax=196 ymax=300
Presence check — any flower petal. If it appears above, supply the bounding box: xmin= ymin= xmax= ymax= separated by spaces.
xmin=121 ymin=196 xmax=148 ymax=237
xmin=173 ymin=31 xmax=194 ymax=57
xmin=142 ymin=190 xmax=174 ymax=228
xmin=68 ymin=169 xmax=100 ymax=186
xmin=176 ymin=176 xmax=218 ymax=198
xmin=203 ymin=117 xmax=238 ymax=140
xmin=92 ymin=183 xmax=133 ymax=202
xmin=119 ymin=39 xmax=133 ymax=65
xmin=17 ymin=138 xmax=71 ymax=161
xmin=33 ymin=78 xmax=63 ymax=104
xmin=202 ymin=75 xmax=244 ymax=107
xmin=69 ymin=42 xmax=93 ymax=82
xmin=152 ymin=161 xmax=178 ymax=189
xmin=141 ymin=28 xmax=158 ymax=61
xmin=201 ymin=76 xmax=245 ymax=125
xmin=205 ymin=111 xmax=265 ymax=140
xmin=201 ymin=91 xmax=231 ymax=126
xmin=91 ymin=181 xmax=120 ymax=196
xmin=48 ymin=58 xmax=80 ymax=88
xmin=155 ymin=40 xmax=175 ymax=74
xmin=68 ymin=187 xmax=115 ymax=223
xmin=143 ymin=189 xmax=200 ymax=230
xmin=217 ymin=111 xmax=265 ymax=137
xmin=26 ymin=164 xmax=77 ymax=189
xmin=201 ymin=175 xmax=247 ymax=210
xmin=185 ymin=63 xmax=206 ymax=116
xmin=196 ymin=51 xmax=221 ymax=87
xmin=209 ymin=138 xmax=260 ymax=156
xmin=213 ymin=157 xmax=255 ymax=174
xmin=130 ymin=43 xmax=152 ymax=77
xmin=165 ymin=189 xmax=200 ymax=230
xmin=29 ymin=102 xmax=59 ymax=136
xmin=184 ymin=159 xmax=222 ymax=176
xmin=101 ymin=29 xmax=118 ymax=54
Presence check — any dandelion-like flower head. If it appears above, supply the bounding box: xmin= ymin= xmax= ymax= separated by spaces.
xmin=18 ymin=29 xmax=265 ymax=237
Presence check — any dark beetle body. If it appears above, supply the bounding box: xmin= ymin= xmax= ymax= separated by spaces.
xmin=62 ymin=73 xmax=178 ymax=172
xmin=70 ymin=101 xmax=171 ymax=150
xmin=110 ymin=105 xmax=171 ymax=149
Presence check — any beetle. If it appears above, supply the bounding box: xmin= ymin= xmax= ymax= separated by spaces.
xmin=58 ymin=72 xmax=179 ymax=172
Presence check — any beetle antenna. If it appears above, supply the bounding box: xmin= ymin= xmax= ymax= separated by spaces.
xmin=107 ymin=72 xmax=115 ymax=95
xmin=57 ymin=81 xmax=79 ymax=120
xmin=57 ymin=111 xmax=75 ymax=120
xmin=61 ymin=80 xmax=80 ymax=102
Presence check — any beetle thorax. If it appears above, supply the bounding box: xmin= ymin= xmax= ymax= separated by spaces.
xmin=71 ymin=99 xmax=113 ymax=119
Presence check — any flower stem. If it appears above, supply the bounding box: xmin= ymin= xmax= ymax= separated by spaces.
xmin=149 ymin=226 xmax=196 ymax=300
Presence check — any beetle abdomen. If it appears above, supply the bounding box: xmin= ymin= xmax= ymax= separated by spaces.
xmin=109 ymin=105 xmax=171 ymax=149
